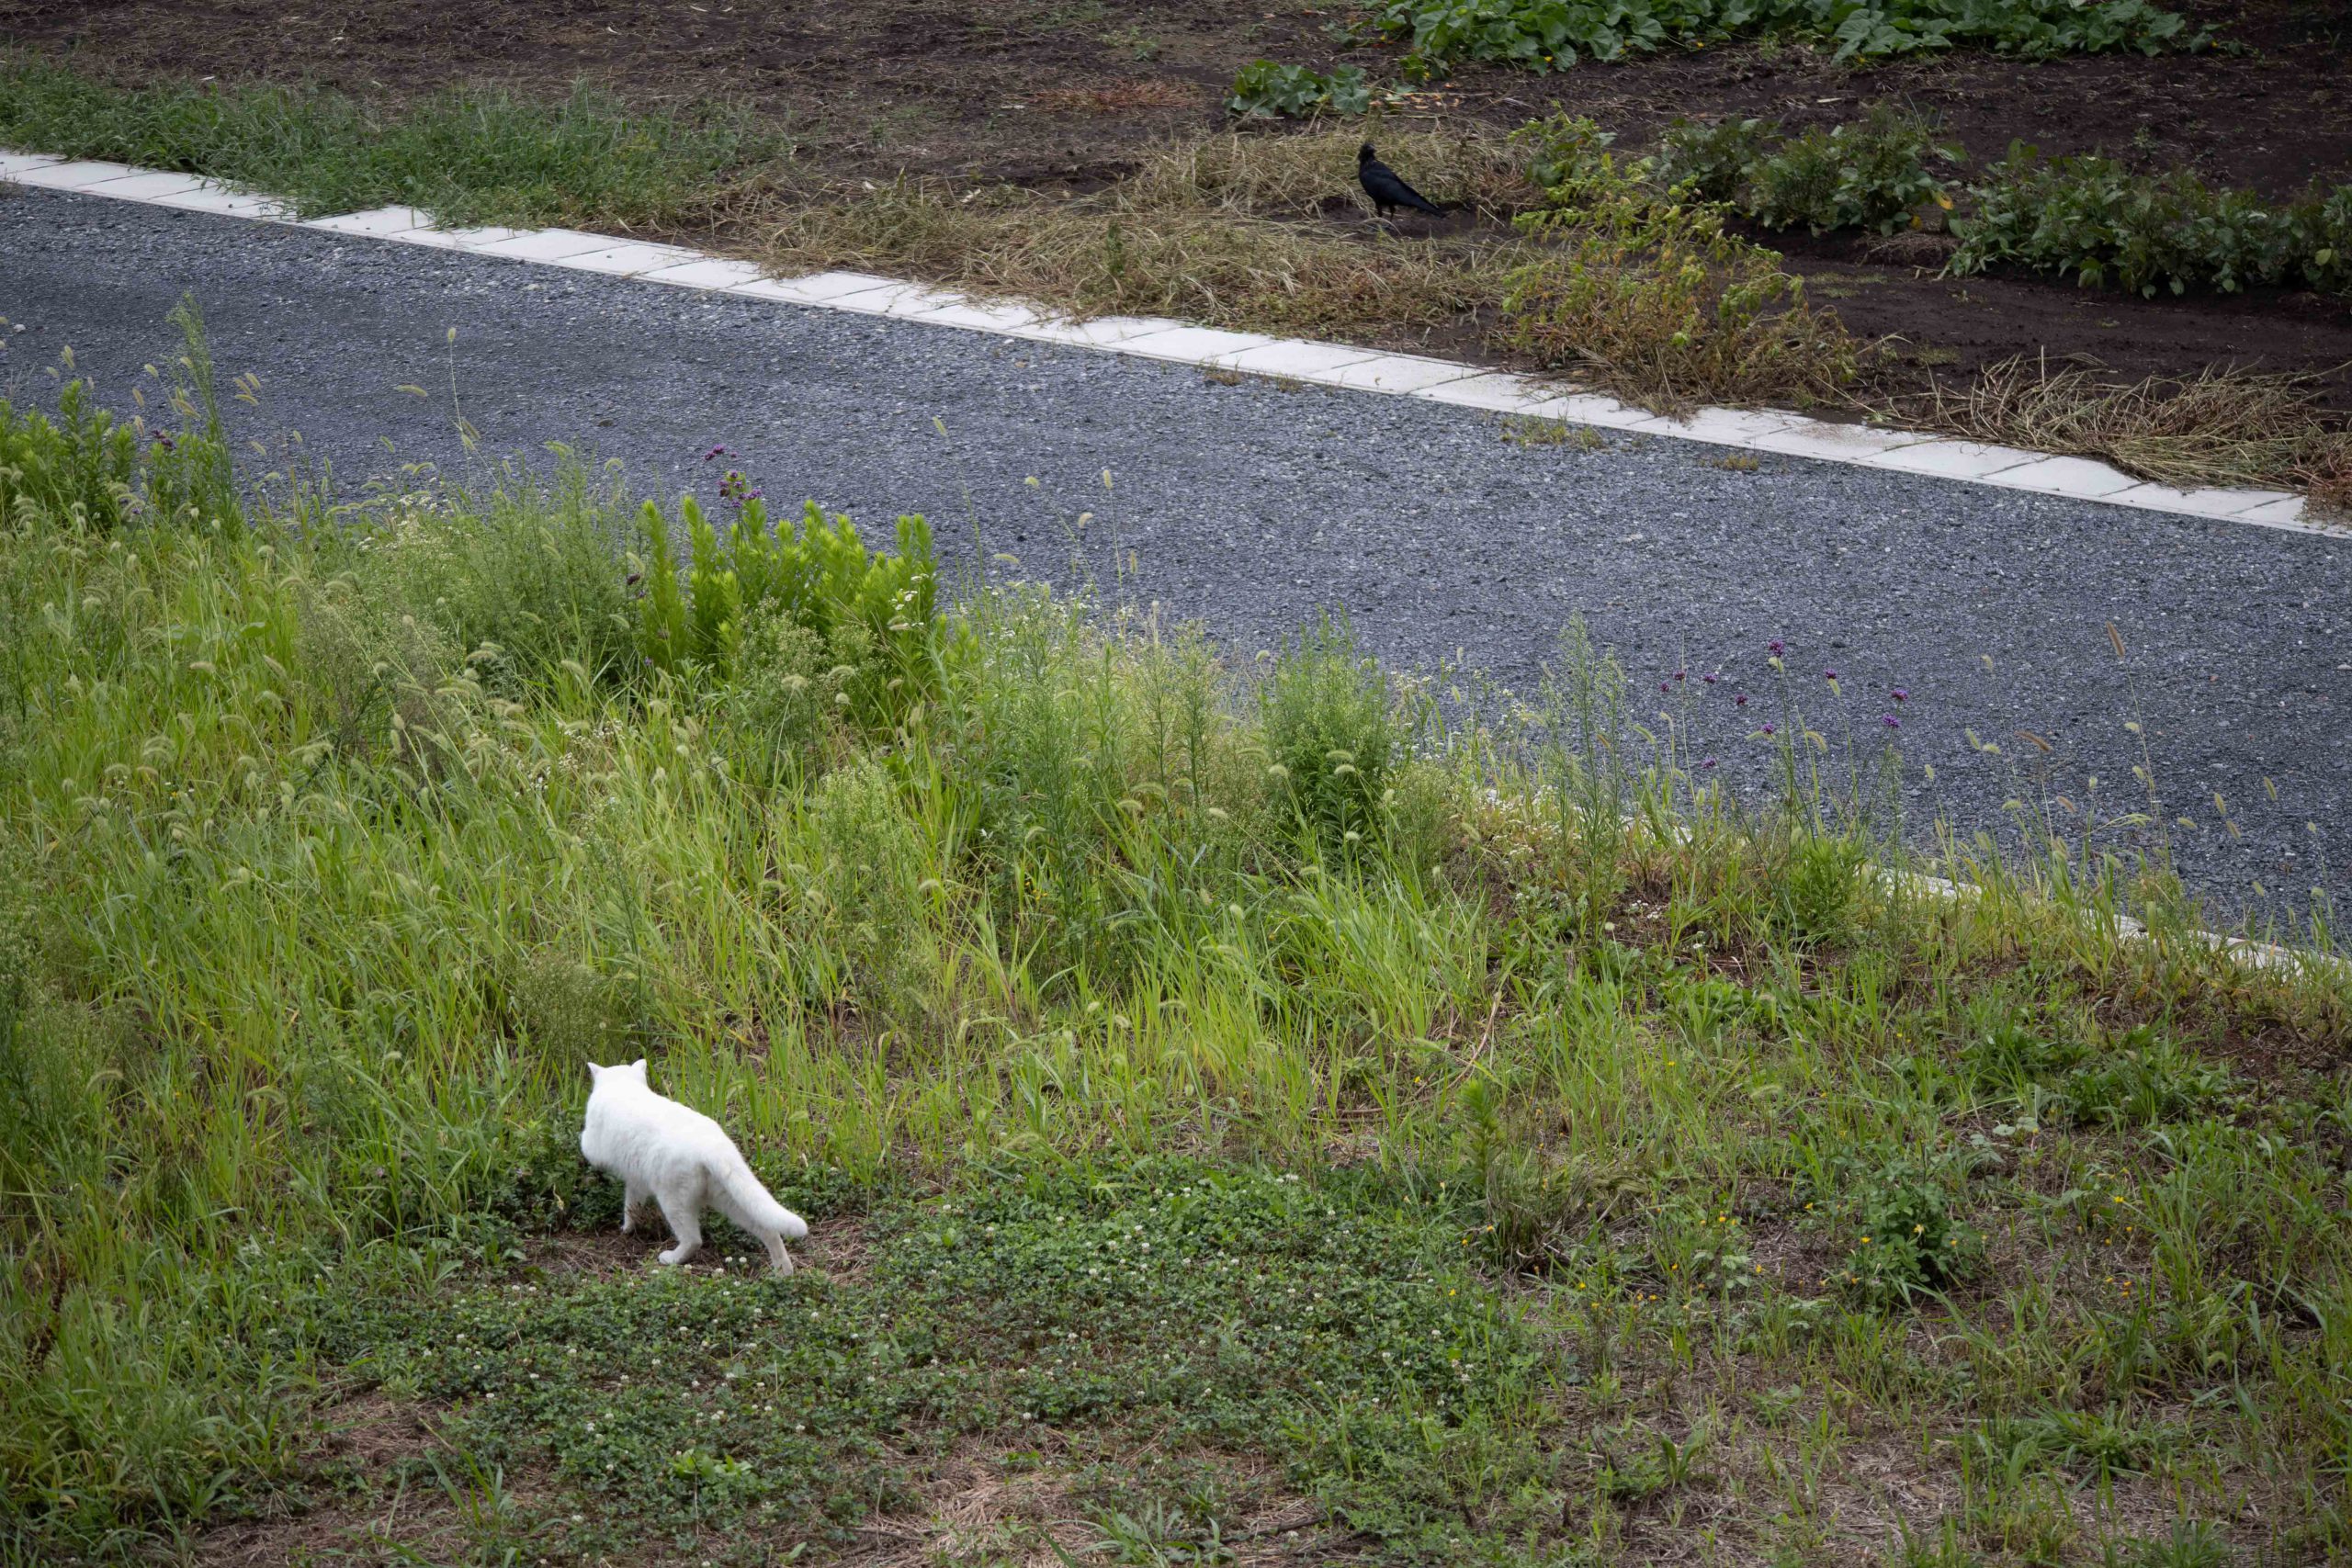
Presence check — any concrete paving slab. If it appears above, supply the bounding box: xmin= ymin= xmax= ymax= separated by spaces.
xmin=8 ymin=160 xmax=142 ymax=191
xmin=305 ymin=206 xmax=435 ymax=238
xmin=1317 ymin=354 xmax=1481 ymax=394
xmin=472 ymin=229 xmax=628 ymax=262
xmin=1860 ymin=439 xmax=2041 ymax=480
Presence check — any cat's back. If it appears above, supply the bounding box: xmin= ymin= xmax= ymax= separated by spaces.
xmin=591 ymin=1080 xmax=731 ymax=1158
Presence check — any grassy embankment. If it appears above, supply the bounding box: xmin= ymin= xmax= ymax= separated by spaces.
xmin=2 ymin=315 xmax=2349 ymax=1565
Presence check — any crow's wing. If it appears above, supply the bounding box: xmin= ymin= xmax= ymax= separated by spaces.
xmin=1362 ymin=159 xmax=1442 ymax=216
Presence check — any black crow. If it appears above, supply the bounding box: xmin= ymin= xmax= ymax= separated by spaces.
xmin=1357 ymin=143 xmax=1442 ymax=219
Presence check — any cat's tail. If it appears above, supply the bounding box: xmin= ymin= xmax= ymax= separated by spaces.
xmin=713 ymin=1156 xmax=810 ymax=1244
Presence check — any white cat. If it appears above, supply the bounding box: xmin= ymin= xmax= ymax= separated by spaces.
xmin=578 ymin=1059 xmax=808 ymax=1273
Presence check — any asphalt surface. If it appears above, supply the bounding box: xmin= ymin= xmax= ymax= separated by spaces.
xmin=4 ymin=185 xmax=2346 ymax=917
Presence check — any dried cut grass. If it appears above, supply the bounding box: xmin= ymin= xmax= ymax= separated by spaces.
xmin=746 ymin=130 xmax=1542 ymax=344
xmin=1028 ymin=81 xmax=1205 ymax=115
xmin=1116 ymin=130 xmax=1532 ymax=222
xmin=842 ymin=1440 xmax=1336 ymax=1568
xmin=1896 ymin=354 xmax=2352 ymax=504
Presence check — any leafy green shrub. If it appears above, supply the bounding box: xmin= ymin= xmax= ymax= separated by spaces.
xmin=1746 ymin=130 xmax=1852 ymax=237
xmin=1499 ymin=117 xmax=1858 ymax=409
xmin=1655 ymin=116 xmax=1775 ymax=203
xmin=637 ymin=494 xmax=939 ymax=724
xmin=1226 ymin=60 xmax=1382 ymax=118
xmin=1261 ymin=615 xmax=1397 ymax=857
xmin=1656 ymin=107 xmax=1955 ymax=234
xmin=1373 ymin=0 xmax=2202 ymax=73
xmin=1747 ymin=105 xmax=1958 ymax=235
xmin=1951 ymin=146 xmax=2351 ymax=297
xmin=2304 ymin=185 xmax=2352 ymax=295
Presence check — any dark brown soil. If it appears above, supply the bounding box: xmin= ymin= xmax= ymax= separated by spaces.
xmin=6 ymin=0 xmax=2350 ymax=403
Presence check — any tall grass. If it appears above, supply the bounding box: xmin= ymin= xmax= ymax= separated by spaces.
xmin=4 ymin=349 xmax=2351 ymax=1562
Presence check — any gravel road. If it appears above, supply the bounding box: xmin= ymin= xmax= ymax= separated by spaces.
xmin=4 ymin=185 xmax=2345 ymax=919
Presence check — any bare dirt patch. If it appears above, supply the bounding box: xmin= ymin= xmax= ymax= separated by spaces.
xmin=191 ymin=1393 xmax=462 ymax=1567
xmin=838 ymin=1438 xmax=1349 ymax=1568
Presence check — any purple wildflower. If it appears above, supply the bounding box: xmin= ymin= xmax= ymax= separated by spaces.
xmin=1701 ymin=757 xmax=1718 ymax=770
xmin=1768 ymin=639 xmax=1785 ymax=656
xmin=1675 ymin=669 xmax=1688 ymax=682
xmin=1702 ymin=672 xmax=1719 ymax=685
xmin=1824 ymin=669 xmax=1838 ymax=682
xmin=1883 ymin=715 xmax=1900 ymax=729
xmin=702 ymin=444 xmax=729 ymax=461
xmin=1734 ymin=694 xmax=1748 ymax=707
xmin=1659 ymin=681 xmax=1670 ymax=694
xmin=1761 ymin=723 xmax=1777 ymax=736
xmin=1891 ymin=687 xmax=1908 ymax=703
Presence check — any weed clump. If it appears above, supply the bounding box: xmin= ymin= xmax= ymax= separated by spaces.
xmin=1261 ymin=615 xmax=1398 ymax=858
xmin=1804 ymin=1147 xmax=1986 ymax=1308
xmin=1499 ymin=117 xmax=1861 ymax=409
xmin=635 ymin=493 xmax=938 ymax=716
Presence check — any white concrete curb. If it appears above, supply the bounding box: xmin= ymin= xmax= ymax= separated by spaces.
xmin=3 ymin=147 xmax=2339 ymax=538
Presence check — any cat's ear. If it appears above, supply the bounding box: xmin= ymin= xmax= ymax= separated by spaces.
xmin=629 ymin=1058 xmax=649 ymax=1078
xmin=586 ymin=1062 xmax=605 ymax=1079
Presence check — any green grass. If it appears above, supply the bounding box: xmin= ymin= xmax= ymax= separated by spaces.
xmin=0 ymin=52 xmax=783 ymax=226
xmin=311 ymin=1163 xmax=1547 ymax=1562
xmin=4 ymin=323 xmax=2352 ymax=1565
